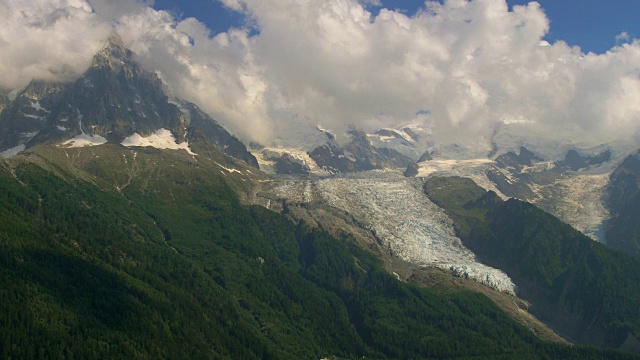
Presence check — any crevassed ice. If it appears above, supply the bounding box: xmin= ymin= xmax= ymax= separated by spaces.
xmin=269 ymin=178 xmax=517 ymax=294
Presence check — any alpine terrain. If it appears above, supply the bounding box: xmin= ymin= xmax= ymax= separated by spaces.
xmin=2 ymin=34 xmax=640 ymax=359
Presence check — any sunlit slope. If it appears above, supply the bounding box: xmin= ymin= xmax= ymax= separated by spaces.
xmin=1 ymin=145 xmax=635 ymax=358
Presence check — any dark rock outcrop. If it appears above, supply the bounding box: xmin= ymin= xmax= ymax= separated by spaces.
xmin=403 ymin=162 xmax=419 ymax=177
xmin=558 ymin=149 xmax=611 ymax=171
xmin=0 ymin=34 xmax=258 ymax=168
xmin=495 ymin=146 xmax=541 ymax=172
xmin=309 ymin=129 xmax=412 ymax=173
xmin=417 ymin=151 xmax=433 ymax=163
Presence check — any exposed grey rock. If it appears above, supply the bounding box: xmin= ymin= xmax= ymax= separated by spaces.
xmin=308 ymin=129 xmax=412 ymax=173
xmin=417 ymin=151 xmax=433 ymax=163
xmin=274 ymin=153 xmax=311 ymax=175
xmin=0 ymin=80 xmax=68 ymax=151
xmin=404 ymin=162 xmax=419 ymax=177
xmin=558 ymin=149 xmax=611 ymax=171
xmin=495 ymin=146 xmax=541 ymax=172
xmin=0 ymin=34 xmax=258 ymax=168
xmin=485 ymin=167 xmax=535 ymax=200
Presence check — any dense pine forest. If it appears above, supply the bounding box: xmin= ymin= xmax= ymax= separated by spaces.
xmin=0 ymin=147 xmax=637 ymax=359
xmin=425 ymin=176 xmax=640 ymax=351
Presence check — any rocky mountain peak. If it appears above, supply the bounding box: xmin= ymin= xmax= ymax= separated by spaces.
xmin=93 ymin=33 xmax=133 ymax=70
xmin=0 ymin=35 xmax=259 ymax=168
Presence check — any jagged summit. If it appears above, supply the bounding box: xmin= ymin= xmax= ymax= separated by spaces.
xmin=90 ymin=33 xmax=140 ymax=77
xmin=0 ymin=34 xmax=258 ymax=168
xmin=95 ymin=33 xmax=129 ymax=61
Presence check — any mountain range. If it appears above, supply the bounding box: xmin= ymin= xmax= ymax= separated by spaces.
xmin=2 ymin=34 xmax=640 ymax=358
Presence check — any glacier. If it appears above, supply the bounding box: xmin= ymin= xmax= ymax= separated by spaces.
xmin=264 ymin=176 xmax=517 ymax=294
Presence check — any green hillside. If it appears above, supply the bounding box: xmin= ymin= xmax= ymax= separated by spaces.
xmin=0 ymin=147 xmax=636 ymax=359
xmin=425 ymin=176 xmax=640 ymax=351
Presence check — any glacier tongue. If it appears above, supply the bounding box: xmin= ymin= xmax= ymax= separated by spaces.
xmin=268 ymin=177 xmax=517 ymax=294
xmin=530 ymin=173 xmax=610 ymax=242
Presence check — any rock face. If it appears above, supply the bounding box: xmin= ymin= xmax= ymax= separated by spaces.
xmin=484 ymin=146 xmax=613 ymax=242
xmin=417 ymin=151 xmax=433 ymax=163
xmin=412 ymin=143 xmax=615 ymax=243
xmin=274 ymin=153 xmax=311 ymax=176
xmin=606 ymin=149 xmax=640 ymax=259
xmin=0 ymin=91 xmax=9 ymax=112
xmin=495 ymin=146 xmax=542 ymax=172
xmin=0 ymin=80 xmax=68 ymax=152
xmin=404 ymin=162 xmax=419 ymax=177
xmin=559 ymin=149 xmax=611 ymax=171
xmin=175 ymin=100 xmax=259 ymax=168
xmin=308 ymin=129 xmax=412 ymax=173
xmin=0 ymin=34 xmax=258 ymax=168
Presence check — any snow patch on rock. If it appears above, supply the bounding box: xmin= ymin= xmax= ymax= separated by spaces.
xmin=253 ymin=147 xmax=330 ymax=176
xmin=63 ymin=133 xmax=108 ymax=148
xmin=415 ymin=156 xmax=611 ymax=243
xmin=168 ymin=98 xmax=192 ymax=124
xmin=216 ymin=163 xmax=242 ymax=174
xmin=121 ymin=128 xmax=196 ymax=155
xmin=8 ymin=89 xmax=19 ymax=101
xmin=62 ymin=110 xmax=107 ymax=148
xmin=30 ymin=100 xmax=49 ymax=113
xmin=1 ymin=144 xmax=26 ymax=158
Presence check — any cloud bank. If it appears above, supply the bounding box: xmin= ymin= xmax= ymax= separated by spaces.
xmin=0 ymin=0 xmax=111 ymax=89
xmin=2 ymin=0 xmax=640 ymax=151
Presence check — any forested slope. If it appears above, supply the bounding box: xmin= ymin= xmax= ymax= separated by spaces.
xmin=0 ymin=147 xmax=636 ymax=359
xmin=425 ymin=176 xmax=640 ymax=351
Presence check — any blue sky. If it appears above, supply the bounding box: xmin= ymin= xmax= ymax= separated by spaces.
xmin=153 ymin=0 xmax=639 ymax=54
xmin=507 ymin=0 xmax=639 ymax=53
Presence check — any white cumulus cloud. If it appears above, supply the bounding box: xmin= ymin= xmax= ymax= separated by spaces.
xmin=0 ymin=0 xmax=112 ymax=89
xmin=3 ymin=0 xmax=640 ymax=152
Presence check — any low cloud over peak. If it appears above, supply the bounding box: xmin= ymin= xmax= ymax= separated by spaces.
xmin=3 ymin=0 xmax=640 ymax=150
xmin=0 ymin=0 xmax=112 ymax=88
